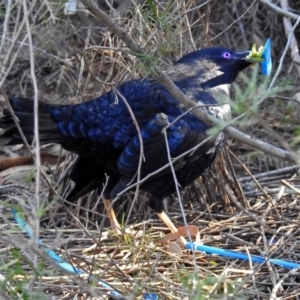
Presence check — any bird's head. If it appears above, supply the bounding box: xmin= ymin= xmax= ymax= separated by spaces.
xmin=175 ymin=46 xmax=268 ymax=89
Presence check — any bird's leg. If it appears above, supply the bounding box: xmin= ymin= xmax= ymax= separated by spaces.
xmin=83 ymin=198 xmax=145 ymax=253
xmin=103 ymin=198 xmax=122 ymax=234
xmin=157 ymin=211 xmax=187 ymax=246
xmin=83 ymin=198 xmax=121 ymax=253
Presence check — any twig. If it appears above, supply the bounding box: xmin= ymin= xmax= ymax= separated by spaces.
xmin=259 ymin=0 xmax=300 ymax=20
xmin=110 ymin=87 xmax=144 ymax=229
xmin=0 ymin=0 xmax=12 ymax=57
xmin=224 ymin=184 xmax=277 ymax=236
xmin=0 ymin=273 xmax=20 ymax=300
xmin=235 ymin=16 xmax=300 ymax=124
xmin=22 ymin=0 xmax=41 ymax=247
xmin=210 ymin=1 xmax=256 ymax=43
xmin=75 ymin=29 xmax=91 ymax=101
xmin=281 ymin=179 xmax=300 ymax=194
xmin=80 ymin=0 xmax=300 ymax=165
xmin=0 ymin=1 xmax=38 ymax=90
xmin=280 ymin=0 xmax=300 ymax=75
xmin=270 ymin=267 xmax=300 ymax=299
xmin=225 ymin=126 xmax=299 ymax=163
xmin=238 ymin=165 xmax=299 ymax=182
xmin=113 ymin=135 xmax=214 ymax=198
xmin=162 ymin=129 xmax=192 ymax=243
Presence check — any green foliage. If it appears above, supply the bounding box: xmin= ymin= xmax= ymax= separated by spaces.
xmin=23 ymin=168 xmax=35 ymax=184
xmin=0 ymin=248 xmax=48 ymax=300
xmin=135 ymin=0 xmax=195 ymax=65
xmin=0 ymin=3 xmax=5 ymax=17
xmin=292 ymin=127 xmax=300 ymax=146
xmin=1 ymin=0 xmax=299 ymax=299
xmin=179 ymin=272 xmax=248 ymax=299
xmin=231 ymin=67 xmax=270 ymax=118
xmin=145 ymin=0 xmax=175 ymax=27
xmin=132 ymin=52 xmax=162 ymax=76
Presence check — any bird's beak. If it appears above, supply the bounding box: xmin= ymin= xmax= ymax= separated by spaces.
xmin=236 ymin=39 xmax=272 ymax=76
xmin=245 ymin=52 xmax=264 ymax=63
xmin=232 ymin=49 xmax=264 ymax=63
xmin=234 ymin=43 xmax=266 ymax=63
xmin=245 ymin=43 xmax=266 ymax=63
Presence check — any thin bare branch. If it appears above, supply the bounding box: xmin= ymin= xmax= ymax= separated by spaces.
xmin=22 ymin=0 xmax=41 ymax=246
xmin=80 ymin=0 xmax=300 ymax=165
xmin=259 ymin=0 xmax=300 ymax=20
xmin=280 ymin=0 xmax=300 ymax=75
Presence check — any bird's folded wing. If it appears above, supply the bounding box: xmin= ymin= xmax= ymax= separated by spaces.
xmin=117 ymin=113 xmax=213 ymax=181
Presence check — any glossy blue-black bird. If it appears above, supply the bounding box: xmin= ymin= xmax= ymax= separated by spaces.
xmin=0 ymin=47 xmax=265 ymax=245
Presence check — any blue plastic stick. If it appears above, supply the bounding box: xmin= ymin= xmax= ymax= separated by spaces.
xmin=144 ymin=293 xmax=159 ymax=300
xmin=186 ymin=242 xmax=300 ymax=269
xmin=11 ymin=209 xmax=121 ymax=297
xmin=261 ymin=38 xmax=272 ymax=76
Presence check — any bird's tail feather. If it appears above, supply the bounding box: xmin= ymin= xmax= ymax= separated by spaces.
xmin=0 ymin=98 xmax=65 ymax=145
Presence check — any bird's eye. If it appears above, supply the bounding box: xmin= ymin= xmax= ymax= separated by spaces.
xmin=223 ymin=52 xmax=231 ymax=59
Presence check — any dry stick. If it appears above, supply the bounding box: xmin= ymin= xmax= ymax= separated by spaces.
xmin=0 ymin=0 xmax=12 ymax=57
xmin=223 ymin=147 xmax=249 ymax=208
xmin=41 ymin=0 xmax=57 ymax=22
xmin=224 ymin=185 xmax=277 ymax=236
xmin=235 ymin=15 xmax=300 ymax=126
xmin=0 ymin=273 xmax=20 ymax=300
xmin=280 ymin=0 xmax=300 ymax=75
xmin=162 ymin=129 xmax=192 ymax=244
xmin=1 ymin=90 xmax=61 ymax=204
xmin=110 ymin=87 xmax=144 ymax=227
xmin=76 ymin=29 xmax=91 ymax=101
xmin=259 ymin=117 xmax=294 ymax=153
xmin=5 ymin=38 xmax=73 ymax=64
xmin=229 ymin=149 xmax=277 ymax=209
xmin=0 ymin=234 xmax=106 ymax=298
xmin=172 ymin=0 xmax=211 ymax=22
xmin=222 ymin=232 xmax=262 ymax=251
xmin=224 ymin=185 xmax=288 ymax=297
xmin=258 ymin=11 xmax=300 ymax=105
xmin=0 ymin=1 xmax=38 ymax=89
xmin=238 ymin=165 xmax=299 ymax=182
xmin=281 ymin=179 xmax=300 ymax=194
xmin=259 ymin=0 xmax=300 ymax=20
xmin=270 ymin=267 xmax=300 ymax=299
xmin=210 ymin=1 xmax=256 ymax=43
xmin=80 ymin=0 xmax=300 ymax=165
xmin=22 ymin=0 xmax=41 ymax=248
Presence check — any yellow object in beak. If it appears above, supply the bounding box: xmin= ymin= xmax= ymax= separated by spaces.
xmin=246 ymin=43 xmax=265 ymax=63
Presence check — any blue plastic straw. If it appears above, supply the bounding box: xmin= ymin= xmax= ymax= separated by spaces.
xmin=12 ymin=207 xmax=300 ymax=300
xmin=144 ymin=293 xmax=159 ymax=300
xmin=186 ymin=242 xmax=300 ymax=269
xmin=11 ymin=209 xmax=122 ymax=297
xmin=261 ymin=38 xmax=272 ymax=76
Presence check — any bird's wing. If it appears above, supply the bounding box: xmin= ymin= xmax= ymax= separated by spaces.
xmin=47 ymin=79 xmax=161 ymax=153
xmin=111 ymin=111 xmax=215 ymax=196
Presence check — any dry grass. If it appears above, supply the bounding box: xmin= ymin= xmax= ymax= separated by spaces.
xmin=1 ymin=0 xmax=300 ymax=299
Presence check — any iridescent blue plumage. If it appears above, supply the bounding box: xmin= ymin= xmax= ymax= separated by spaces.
xmin=0 ymin=46 xmax=265 ymax=214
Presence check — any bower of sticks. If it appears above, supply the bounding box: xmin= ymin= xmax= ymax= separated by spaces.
xmin=1 ymin=0 xmax=300 ymax=299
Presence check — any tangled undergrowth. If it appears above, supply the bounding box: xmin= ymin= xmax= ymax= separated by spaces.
xmin=1 ymin=0 xmax=300 ymax=299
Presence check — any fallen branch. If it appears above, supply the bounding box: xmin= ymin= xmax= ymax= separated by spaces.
xmin=259 ymin=0 xmax=300 ymax=20
xmin=80 ymin=0 xmax=300 ymax=165
xmin=280 ymin=0 xmax=300 ymax=76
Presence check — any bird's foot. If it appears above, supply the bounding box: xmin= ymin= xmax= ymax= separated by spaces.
xmin=159 ymin=224 xmax=201 ymax=253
